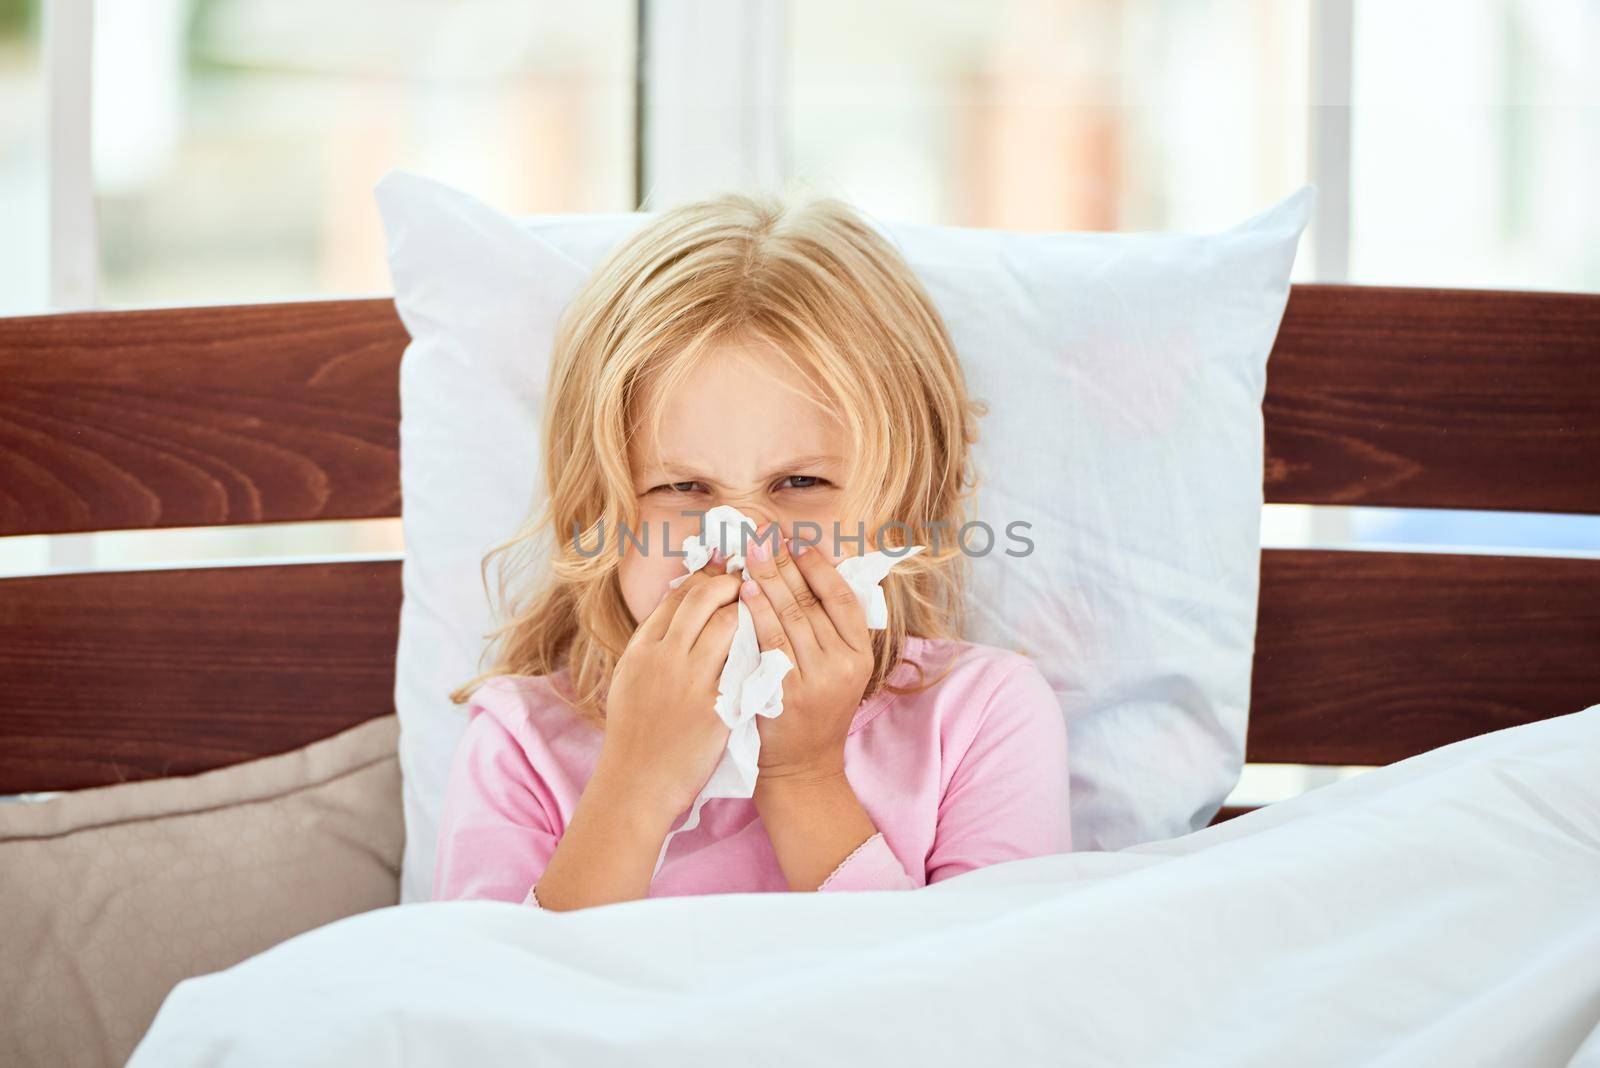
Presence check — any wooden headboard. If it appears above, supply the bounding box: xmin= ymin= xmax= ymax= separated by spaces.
xmin=1 ymin=285 xmax=1597 ymax=794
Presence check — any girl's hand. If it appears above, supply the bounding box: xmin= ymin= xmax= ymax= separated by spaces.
xmin=597 ymin=553 xmax=742 ymax=820
xmin=740 ymin=527 xmax=874 ymax=782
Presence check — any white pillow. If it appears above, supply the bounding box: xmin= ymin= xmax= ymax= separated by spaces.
xmin=375 ymin=170 xmax=1313 ymax=903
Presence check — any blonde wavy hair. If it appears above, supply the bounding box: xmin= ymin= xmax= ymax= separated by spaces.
xmin=449 ymin=189 xmax=986 ymax=728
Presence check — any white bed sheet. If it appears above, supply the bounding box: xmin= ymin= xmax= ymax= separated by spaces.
xmin=131 ymin=703 xmax=1600 ymax=1067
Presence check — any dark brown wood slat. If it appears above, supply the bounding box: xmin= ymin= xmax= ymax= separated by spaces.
xmin=1209 ymin=806 xmax=1258 ymax=825
xmin=1264 ymin=284 xmax=1600 ymax=514
xmin=5 ymin=547 xmax=1593 ymax=791
xmin=4 ymin=286 xmax=1597 ymax=536
xmin=0 ymin=298 xmax=407 ymax=537
xmin=0 ymin=560 xmax=402 ymax=793
xmin=1248 ymin=547 xmax=1600 ymax=766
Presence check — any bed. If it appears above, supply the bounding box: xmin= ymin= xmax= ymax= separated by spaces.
xmin=2 ymin=283 xmax=1598 ymax=1064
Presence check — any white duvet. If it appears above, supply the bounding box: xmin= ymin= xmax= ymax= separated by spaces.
xmin=131 ymin=704 xmax=1600 ymax=1067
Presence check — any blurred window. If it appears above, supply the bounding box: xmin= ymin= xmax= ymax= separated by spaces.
xmin=94 ymin=0 xmax=637 ymax=306
xmin=1349 ymin=0 xmax=1600 ymax=293
xmin=0 ymin=0 xmax=45 ymax=316
xmin=790 ymin=1 xmax=1312 ymax=244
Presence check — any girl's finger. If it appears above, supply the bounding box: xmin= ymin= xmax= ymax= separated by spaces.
xmin=688 ymin=602 xmax=743 ymax=682
xmin=766 ymin=528 xmax=812 ymax=602
xmin=769 ymin=530 xmax=844 ymax=650
xmin=738 ymin=576 xmax=793 ymax=661
xmin=743 ymin=526 xmax=821 ymax=666
xmin=788 ymin=540 xmax=869 ymax=653
xmin=635 ymin=549 xmax=728 ymax=643
xmin=661 ymin=571 xmax=743 ymax=651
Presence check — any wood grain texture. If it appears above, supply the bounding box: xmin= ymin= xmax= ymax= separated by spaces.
xmin=1248 ymin=547 xmax=1600 ymax=766
xmin=0 ymin=298 xmax=407 ymax=537
xmin=0 ymin=560 xmax=403 ymax=793
xmin=4 ymin=547 xmax=1593 ymax=791
xmin=3 ymin=285 xmax=1597 ymax=538
xmin=1264 ymin=285 xmax=1600 ymax=514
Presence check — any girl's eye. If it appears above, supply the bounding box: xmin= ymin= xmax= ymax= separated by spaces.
xmin=648 ymin=477 xmax=829 ymax=494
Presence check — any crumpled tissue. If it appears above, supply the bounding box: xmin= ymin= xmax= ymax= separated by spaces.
xmin=650 ymin=504 xmax=924 ymax=880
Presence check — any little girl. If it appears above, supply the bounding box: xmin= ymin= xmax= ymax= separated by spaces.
xmin=433 ymin=191 xmax=1071 ymax=911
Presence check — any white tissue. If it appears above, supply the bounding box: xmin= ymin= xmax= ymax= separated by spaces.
xmin=650 ymin=505 xmax=924 ymax=880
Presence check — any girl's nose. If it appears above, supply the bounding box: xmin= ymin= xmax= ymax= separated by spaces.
xmin=718 ymin=505 xmax=780 ymax=550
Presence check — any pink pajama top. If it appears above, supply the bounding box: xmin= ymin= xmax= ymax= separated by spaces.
xmin=433 ymin=636 xmax=1072 ymax=906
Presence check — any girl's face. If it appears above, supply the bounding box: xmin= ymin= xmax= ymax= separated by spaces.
xmin=620 ymin=338 xmax=853 ymax=625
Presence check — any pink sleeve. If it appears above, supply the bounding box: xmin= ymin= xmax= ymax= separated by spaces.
xmin=433 ymin=708 xmax=560 ymax=906
xmin=924 ymin=659 xmax=1072 ymax=884
xmin=818 ymin=658 xmax=1071 ymax=893
xmin=817 ymin=831 xmax=919 ymax=891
